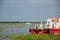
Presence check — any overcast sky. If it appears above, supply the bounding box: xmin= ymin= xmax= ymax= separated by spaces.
xmin=0 ymin=0 xmax=60 ymax=22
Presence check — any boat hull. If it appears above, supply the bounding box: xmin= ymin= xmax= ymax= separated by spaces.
xmin=29 ymin=28 xmax=60 ymax=34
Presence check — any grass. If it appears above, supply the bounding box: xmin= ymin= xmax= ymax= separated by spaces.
xmin=0 ymin=23 xmax=26 ymax=28
xmin=0 ymin=27 xmax=5 ymax=31
xmin=0 ymin=22 xmax=46 ymax=27
xmin=0 ymin=22 xmax=60 ymax=40
xmin=0 ymin=28 xmax=3 ymax=31
xmin=1 ymin=34 xmax=60 ymax=40
xmin=0 ymin=22 xmax=34 ymax=31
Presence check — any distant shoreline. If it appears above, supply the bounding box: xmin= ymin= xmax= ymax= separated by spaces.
xmin=0 ymin=22 xmax=46 ymax=23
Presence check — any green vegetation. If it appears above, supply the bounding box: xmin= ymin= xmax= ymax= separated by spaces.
xmin=0 ymin=22 xmax=46 ymax=31
xmin=0 ymin=22 xmax=46 ymax=27
xmin=0 ymin=22 xmax=60 ymax=40
xmin=0 ymin=27 xmax=4 ymax=31
xmin=1 ymin=34 xmax=60 ymax=40
xmin=0 ymin=23 xmax=26 ymax=28
xmin=0 ymin=28 xmax=3 ymax=31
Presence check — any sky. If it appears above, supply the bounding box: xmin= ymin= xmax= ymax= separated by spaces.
xmin=0 ymin=0 xmax=60 ymax=22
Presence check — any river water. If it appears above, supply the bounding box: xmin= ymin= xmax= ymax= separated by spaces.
xmin=0 ymin=25 xmax=34 ymax=36
xmin=0 ymin=23 xmax=45 ymax=40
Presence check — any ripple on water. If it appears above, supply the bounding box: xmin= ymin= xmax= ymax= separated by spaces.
xmin=0 ymin=25 xmax=31 ymax=36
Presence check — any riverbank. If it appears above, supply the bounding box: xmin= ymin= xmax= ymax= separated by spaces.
xmin=0 ymin=34 xmax=60 ymax=40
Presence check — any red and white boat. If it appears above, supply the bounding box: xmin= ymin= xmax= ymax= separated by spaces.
xmin=29 ymin=17 xmax=60 ymax=34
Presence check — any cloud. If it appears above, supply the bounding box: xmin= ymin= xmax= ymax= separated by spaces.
xmin=0 ymin=0 xmax=59 ymax=22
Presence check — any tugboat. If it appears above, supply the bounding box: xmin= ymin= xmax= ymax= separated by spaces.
xmin=29 ymin=17 xmax=60 ymax=34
